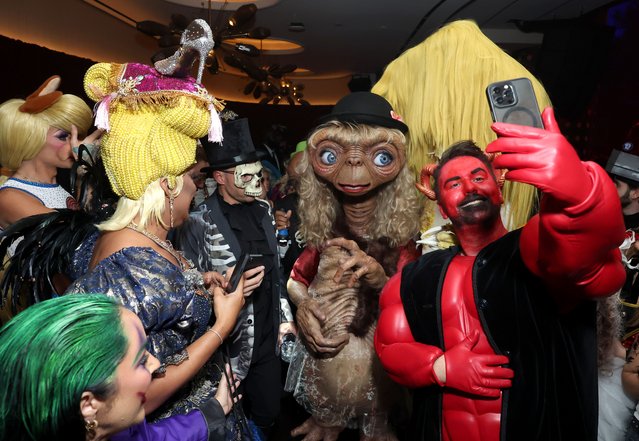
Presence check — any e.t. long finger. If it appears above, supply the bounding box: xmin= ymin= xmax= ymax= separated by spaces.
xmin=324 ymin=237 xmax=358 ymax=253
xmin=313 ymin=333 xmax=350 ymax=353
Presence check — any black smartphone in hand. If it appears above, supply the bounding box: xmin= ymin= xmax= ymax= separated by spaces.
xmin=226 ymin=253 xmax=249 ymax=293
xmin=247 ymin=253 xmax=264 ymax=270
xmin=486 ymin=78 xmax=544 ymax=128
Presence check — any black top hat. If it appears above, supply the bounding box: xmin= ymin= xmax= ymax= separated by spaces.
xmin=201 ymin=118 xmax=266 ymax=171
xmin=606 ymin=149 xmax=639 ymax=185
xmin=315 ymin=92 xmax=408 ymax=133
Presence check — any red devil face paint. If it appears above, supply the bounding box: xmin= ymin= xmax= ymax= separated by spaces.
xmin=437 ymin=156 xmax=503 ymax=226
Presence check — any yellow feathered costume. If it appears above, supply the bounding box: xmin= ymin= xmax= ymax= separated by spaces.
xmin=372 ymin=20 xmax=552 ymax=231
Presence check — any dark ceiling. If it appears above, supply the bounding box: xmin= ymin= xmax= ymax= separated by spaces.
xmin=0 ymin=0 xmax=618 ymax=104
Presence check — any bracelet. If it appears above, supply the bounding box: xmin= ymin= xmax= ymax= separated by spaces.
xmin=208 ymin=328 xmax=224 ymax=345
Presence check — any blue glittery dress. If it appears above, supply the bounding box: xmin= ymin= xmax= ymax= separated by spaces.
xmin=66 ymin=233 xmax=219 ymax=420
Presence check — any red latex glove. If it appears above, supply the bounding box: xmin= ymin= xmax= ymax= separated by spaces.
xmin=444 ymin=330 xmax=514 ymax=398
xmin=486 ymin=107 xmax=590 ymax=207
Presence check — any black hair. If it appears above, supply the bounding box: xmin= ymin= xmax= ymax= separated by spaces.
xmin=433 ymin=140 xmax=496 ymax=199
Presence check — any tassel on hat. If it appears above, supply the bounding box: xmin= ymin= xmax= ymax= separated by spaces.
xmin=208 ymin=103 xmax=223 ymax=143
xmin=94 ymin=93 xmax=116 ymax=132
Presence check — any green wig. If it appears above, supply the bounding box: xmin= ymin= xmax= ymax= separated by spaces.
xmin=0 ymin=294 xmax=128 ymax=441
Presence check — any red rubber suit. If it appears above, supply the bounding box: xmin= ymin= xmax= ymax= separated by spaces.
xmin=374 ymin=109 xmax=626 ymax=441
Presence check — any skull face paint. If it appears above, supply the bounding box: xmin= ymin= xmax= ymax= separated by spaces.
xmin=234 ymin=161 xmax=263 ymax=197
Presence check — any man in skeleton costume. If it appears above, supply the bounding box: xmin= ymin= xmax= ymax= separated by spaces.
xmin=285 ymin=92 xmax=422 ymax=440
xmin=175 ymin=118 xmax=295 ymax=437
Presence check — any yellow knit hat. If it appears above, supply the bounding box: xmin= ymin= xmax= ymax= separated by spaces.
xmin=84 ymin=62 xmax=223 ymax=200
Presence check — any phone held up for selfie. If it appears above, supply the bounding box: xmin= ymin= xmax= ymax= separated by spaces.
xmin=226 ymin=253 xmax=250 ymax=294
xmin=486 ymin=77 xmax=544 ymax=129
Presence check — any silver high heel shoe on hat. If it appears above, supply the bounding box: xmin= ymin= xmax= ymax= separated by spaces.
xmin=154 ymin=18 xmax=214 ymax=83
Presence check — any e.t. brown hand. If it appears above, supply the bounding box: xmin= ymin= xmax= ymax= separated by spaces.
xmin=296 ymin=298 xmax=349 ymax=356
xmin=323 ymin=237 xmax=388 ymax=290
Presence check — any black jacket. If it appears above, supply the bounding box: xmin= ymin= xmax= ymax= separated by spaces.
xmin=175 ymin=191 xmax=293 ymax=378
xmin=401 ymin=229 xmax=598 ymax=441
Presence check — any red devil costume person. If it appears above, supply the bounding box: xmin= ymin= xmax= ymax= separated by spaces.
xmin=374 ymin=108 xmax=626 ymax=441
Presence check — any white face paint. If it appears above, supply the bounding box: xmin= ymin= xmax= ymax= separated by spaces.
xmin=234 ymin=161 xmax=263 ymax=197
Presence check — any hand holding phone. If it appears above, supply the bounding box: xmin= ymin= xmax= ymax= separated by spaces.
xmin=487 ymin=107 xmax=591 ymax=206
xmin=486 ymin=78 xmax=543 ymax=129
xmin=247 ymin=254 xmax=265 ymax=271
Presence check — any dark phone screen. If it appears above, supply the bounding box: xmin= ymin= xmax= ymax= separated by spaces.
xmin=226 ymin=253 xmax=249 ymax=293
xmin=247 ymin=254 xmax=265 ymax=270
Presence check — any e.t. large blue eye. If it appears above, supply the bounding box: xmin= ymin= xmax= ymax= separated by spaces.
xmin=373 ymin=151 xmax=393 ymax=166
xmin=320 ymin=149 xmax=337 ymax=165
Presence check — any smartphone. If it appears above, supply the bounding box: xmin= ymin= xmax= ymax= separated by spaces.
xmin=247 ymin=253 xmax=264 ymax=270
xmin=486 ymin=78 xmax=544 ymax=129
xmin=226 ymin=253 xmax=249 ymax=293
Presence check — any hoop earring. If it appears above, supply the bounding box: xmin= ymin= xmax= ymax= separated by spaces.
xmin=169 ymin=192 xmax=175 ymax=229
xmin=85 ymin=419 xmax=98 ymax=439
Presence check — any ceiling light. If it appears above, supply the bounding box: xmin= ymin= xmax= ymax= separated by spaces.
xmin=288 ymin=22 xmax=305 ymax=32
xmin=225 ymin=37 xmax=303 ymax=55
xmin=165 ymin=0 xmax=280 ymax=8
xmin=228 ymin=4 xmax=257 ymax=29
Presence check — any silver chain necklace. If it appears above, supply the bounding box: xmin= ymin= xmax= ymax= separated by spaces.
xmin=126 ymin=222 xmax=192 ymax=270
